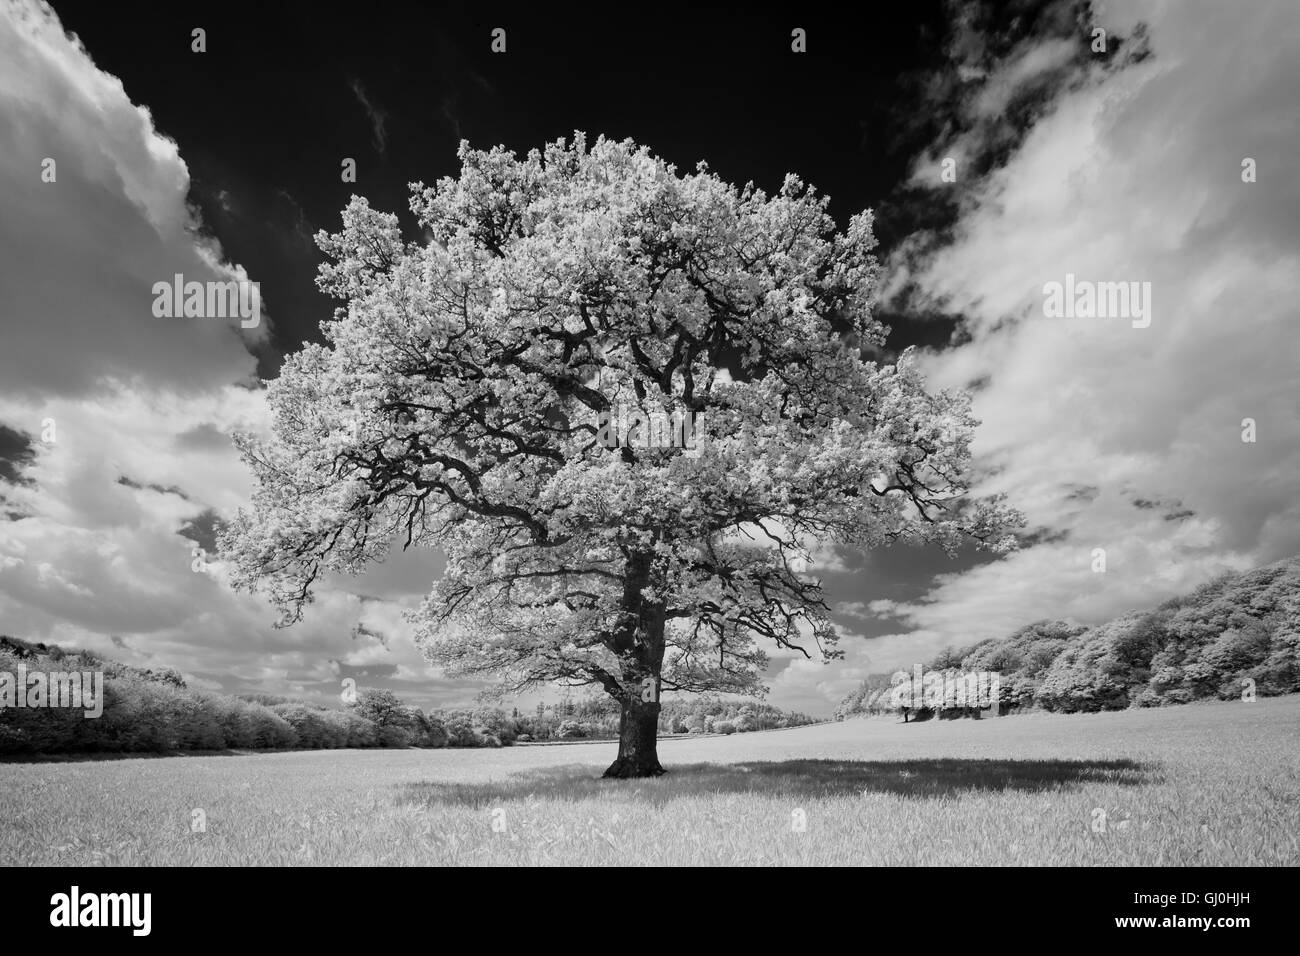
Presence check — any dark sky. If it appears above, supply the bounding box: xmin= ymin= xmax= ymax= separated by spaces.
xmin=52 ymin=0 xmax=974 ymax=378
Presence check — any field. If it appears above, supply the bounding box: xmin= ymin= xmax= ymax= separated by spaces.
xmin=2 ymin=696 xmax=1297 ymax=866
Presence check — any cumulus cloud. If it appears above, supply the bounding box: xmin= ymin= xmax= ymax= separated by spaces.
xmin=0 ymin=0 xmax=269 ymax=399
xmin=868 ymin=0 xmax=1300 ymax=655
xmin=0 ymin=378 xmax=467 ymax=708
xmin=0 ymin=2 xmax=464 ymax=711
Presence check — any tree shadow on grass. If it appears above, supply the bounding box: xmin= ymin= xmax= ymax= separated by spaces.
xmin=396 ymin=757 xmax=1159 ymax=808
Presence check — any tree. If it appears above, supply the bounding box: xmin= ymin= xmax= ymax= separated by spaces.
xmin=348 ymin=688 xmax=406 ymax=727
xmin=443 ymin=713 xmax=482 ymax=747
xmin=221 ymin=133 xmax=1020 ymax=778
xmin=402 ymin=706 xmax=450 ymax=747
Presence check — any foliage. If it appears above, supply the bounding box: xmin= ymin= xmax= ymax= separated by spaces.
xmin=0 ymin=641 xmax=454 ymax=754
xmin=836 ymin=556 xmax=1300 ymax=718
xmin=556 ymin=720 xmax=587 ymax=739
xmin=348 ymin=688 xmax=405 ymax=727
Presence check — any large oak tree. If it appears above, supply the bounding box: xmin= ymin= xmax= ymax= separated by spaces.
xmin=221 ymin=134 xmax=1020 ymax=777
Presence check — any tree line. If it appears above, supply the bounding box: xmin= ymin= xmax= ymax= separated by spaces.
xmin=836 ymin=555 xmax=1300 ymax=720
xmin=0 ymin=636 xmax=815 ymax=754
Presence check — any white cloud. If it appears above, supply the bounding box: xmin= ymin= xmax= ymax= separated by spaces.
xmin=873 ymin=0 xmax=1300 ymax=656
xmin=0 ymin=0 xmax=268 ymax=399
xmin=0 ymin=3 xmax=439 ymax=710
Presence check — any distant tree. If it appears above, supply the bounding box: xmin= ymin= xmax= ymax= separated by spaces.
xmin=928 ymin=646 xmax=968 ymax=670
xmin=142 ymin=667 xmax=188 ymax=689
xmin=400 ymin=706 xmax=449 ymax=747
xmin=443 ymin=713 xmax=482 ymax=747
xmin=348 ymin=688 xmax=407 ymax=728
xmin=474 ymin=707 xmax=519 ymax=745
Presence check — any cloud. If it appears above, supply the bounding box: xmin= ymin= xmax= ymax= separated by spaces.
xmin=0 ymin=3 xmax=477 ymax=714
xmin=0 ymin=0 xmax=268 ymax=400
xmin=0 ymin=383 xmax=472 ymax=710
xmin=869 ymin=0 xmax=1300 ymax=655
xmin=349 ymin=76 xmax=388 ymax=155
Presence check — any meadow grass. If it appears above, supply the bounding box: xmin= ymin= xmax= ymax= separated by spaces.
xmin=2 ymin=696 xmax=1296 ymax=865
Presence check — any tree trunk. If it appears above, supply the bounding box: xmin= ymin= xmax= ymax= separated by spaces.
xmin=602 ymin=550 xmax=667 ymax=779
xmin=602 ymin=697 xmax=665 ymax=778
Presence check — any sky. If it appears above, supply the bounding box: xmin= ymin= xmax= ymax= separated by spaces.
xmin=0 ymin=0 xmax=1296 ymax=717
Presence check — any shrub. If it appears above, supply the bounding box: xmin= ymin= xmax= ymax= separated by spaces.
xmin=245 ymin=701 xmax=297 ymax=748
xmin=273 ymin=703 xmax=336 ymax=748
xmin=0 ymin=648 xmax=88 ymax=753
xmin=213 ymin=697 xmax=295 ymax=748
xmin=444 ymin=713 xmax=484 ymax=747
xmin=104 ymin=678 xmax=189 ymax=751
xmin=321 ymin=709 xmax=379 ymax=748
xmin=0 ymin=722 xmax=29 ymax=752
xmin=557 ymin=720 xmax=586 ymax=739
xmin=378 ymin=724 xmax=413 ymax=748
xmin=172 ymin=692 xmax=227 ymax=749
xmin=482 ymin=708 xmax=520 ymax=745
xmin=714 ymin=721 xmax=736 ymax=735
xmin=419 ymin=712 xmax=450 ymax=748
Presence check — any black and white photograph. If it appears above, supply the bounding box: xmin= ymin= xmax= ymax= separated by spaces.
xmin=0 ymin=0 xmax=1295 ymax=926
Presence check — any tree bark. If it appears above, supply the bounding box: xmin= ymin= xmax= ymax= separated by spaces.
xmin=601 ymin=549 xmax=667 ymax=779
xmin=602 ymin=696 xmax=665 ymax=778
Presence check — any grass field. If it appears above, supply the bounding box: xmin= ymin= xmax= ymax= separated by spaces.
xmin=2 ymin=696 xmax=1297 ymax=866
